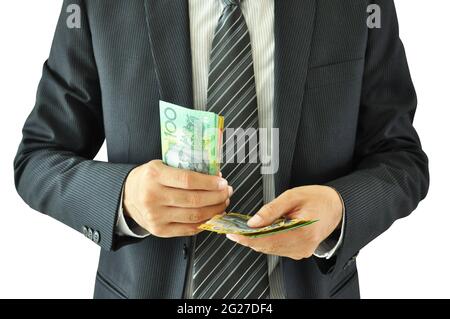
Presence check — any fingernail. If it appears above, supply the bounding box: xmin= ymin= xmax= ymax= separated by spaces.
xmin=218 ymin=178 xmax=228 ymax=190
xmin=226 ymin=234 xmax=237 ymax=241
xmin=228 ymin=186 xmax=234 ymax=196
xmin=225 ymin=199 xmax=230 ymax=206
xmin=247 ymin=215 xmax=263 ymax=227
xmin=219 ymin=172 xmax=223 ymax=177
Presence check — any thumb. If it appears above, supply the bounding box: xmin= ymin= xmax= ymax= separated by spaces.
xmin=247 ymin=191 xmax=297 ymax=228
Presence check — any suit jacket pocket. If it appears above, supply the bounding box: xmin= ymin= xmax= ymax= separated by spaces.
xmin=306 ymin=58 xmax=365 ymax=89
xmin=329 ymin=267 xmax=358 ymax=298
xmin=94 ymin=272 xmax=128 ymax=299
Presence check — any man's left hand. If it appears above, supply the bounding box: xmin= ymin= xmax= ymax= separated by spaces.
xmin=226 ymin=185 xmax=343 ymax=260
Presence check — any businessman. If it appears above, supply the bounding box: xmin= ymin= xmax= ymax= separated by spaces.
xmin=14 ymin=0 xmax=429 ymax=299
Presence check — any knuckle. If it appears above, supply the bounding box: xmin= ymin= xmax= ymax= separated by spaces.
xmin=144 ymin=162 xmax=160 ymax=179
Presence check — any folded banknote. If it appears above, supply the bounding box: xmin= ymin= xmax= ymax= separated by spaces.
xmin=199 ymin=213 xmax=318 ymax=238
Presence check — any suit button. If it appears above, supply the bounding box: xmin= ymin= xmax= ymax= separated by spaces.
xmin=87 ymin=228 xmax=93 ymax=240
xmin=82 ymin=226 xmax=88 ymax=237
xmin=93 ymin=231 xmax=100 ymax=244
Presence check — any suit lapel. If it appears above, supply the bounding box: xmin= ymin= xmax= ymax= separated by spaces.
xmin=144 ymin=0 xmax=193 ymax=108
xmin=273 ymin=0 xmax=317 ymax=195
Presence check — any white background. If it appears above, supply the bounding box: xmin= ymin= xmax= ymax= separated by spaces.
xmin=0 ymin=1 xmax=449 ymax=299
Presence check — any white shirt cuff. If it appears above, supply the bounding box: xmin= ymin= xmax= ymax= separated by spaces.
xmin=115 ymin=188 xmax=151 ymax=238
xmin=313 ymin=191 xmax=346 ymax=259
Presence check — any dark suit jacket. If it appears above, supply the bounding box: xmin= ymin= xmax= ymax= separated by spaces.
xmin=14 ymin=0 xmax=429 ymax=299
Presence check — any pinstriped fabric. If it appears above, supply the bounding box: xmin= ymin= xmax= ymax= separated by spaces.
xmin=16 ymin=150 xmax=136 ymax=250
xmin=192 ymin=0 xmax=269 ymax=299
xmin=13 ymin=0 xmax=138 ymax=251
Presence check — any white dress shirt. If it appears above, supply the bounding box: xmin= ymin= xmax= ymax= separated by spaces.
xmin=116 ymin=0 xmax=344 ymax=298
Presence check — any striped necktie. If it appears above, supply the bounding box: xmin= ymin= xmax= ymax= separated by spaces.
xmin=192 ymin=0 xmax=270 ymax=299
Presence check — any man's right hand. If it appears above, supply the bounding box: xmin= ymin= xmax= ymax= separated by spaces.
xmin=123 ymin=160 xmax=232 ymax=238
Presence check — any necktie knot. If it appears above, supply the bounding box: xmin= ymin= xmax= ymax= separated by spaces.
xmin=222 ymin=0 xmax=241 ymax=7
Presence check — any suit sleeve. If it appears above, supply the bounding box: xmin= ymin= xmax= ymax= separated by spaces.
xmin=13 ymin=0 xmax=136 ymax=251
xmin=322 ymin=0 xmax=429 ymax=274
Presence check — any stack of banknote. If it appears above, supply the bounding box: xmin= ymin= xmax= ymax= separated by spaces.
xmin=159 ymin=101 xmax=317 ymax=237
xmin=199 ymin=213 xmax=318 ymax=238
xmin=160 ymin=101 xmax=224 ymax=176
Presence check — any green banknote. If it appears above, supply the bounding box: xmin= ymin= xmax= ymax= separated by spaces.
xmin=160 ymin=101 xmax=224 ymax=175
xmin=199 ymin=213 xmax=318 ymax=238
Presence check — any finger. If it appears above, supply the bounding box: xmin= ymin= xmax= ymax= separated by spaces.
xmin=168 ymin=200 xmax=229 ymax=223
xmin=155 ymin=161 xmax=228 ymax=191
xmin=227 ymin=233 xmax=295 ymax=255
xmin=151 ymin=222 xmax=204 ymax=238
xmin=161 ymin=186 xmax=231 ymax=208
xmin=227 ymin=230 xmax=315 ymax=260
xmin=226 ymin=234 xmax=253 ymax=247
xmin=226 ymin=234 xmax=273 ymax=247
xmin=247 ymin=190 xmax=298 ymax=227
xmin=226 ymin=234 xmax=275 ymax=254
